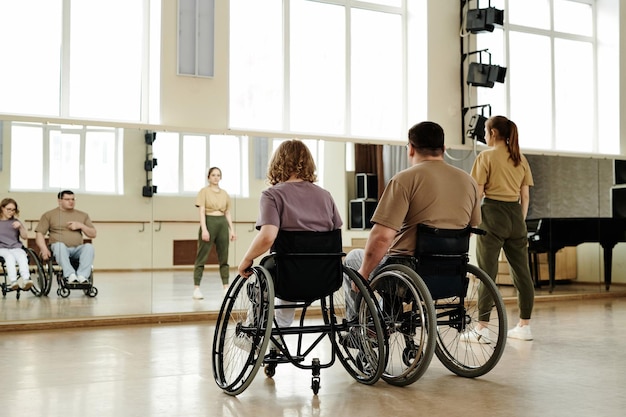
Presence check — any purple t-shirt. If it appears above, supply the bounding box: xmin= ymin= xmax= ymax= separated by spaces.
xmin=0 ymin=219 xmax=22 ymax=249
xmin=256 ymin=181 xmax=343 ymax=232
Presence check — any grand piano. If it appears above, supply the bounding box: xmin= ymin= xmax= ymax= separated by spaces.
xmin=526 ymin=218 xmax=626 ymax=292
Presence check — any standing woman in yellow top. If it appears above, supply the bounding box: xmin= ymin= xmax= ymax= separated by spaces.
xmin=470 ymin=115 xmax=535 ymax=341
xmin=193 ymin=167 xmax=236 ymax=300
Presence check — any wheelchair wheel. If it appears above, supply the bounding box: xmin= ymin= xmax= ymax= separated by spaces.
xmin=330 ymin=266 xmax=386 ymax=386
xmin=84 ymin=286 xmax=98 ymax=297
xmin=25 ymin=248 xmax=46 ymax=297
xmin=212 ymin=267 xmax=275 ymax=396
xmin=434 ymin=264 xmax=507 ymax=378
xmin=58 ymin=286 xmax=70 ymax=298
xmin=41 ymin=258 xmax=57 ymax=296
xmin=369 ymin=264 xmax=437 ymax=386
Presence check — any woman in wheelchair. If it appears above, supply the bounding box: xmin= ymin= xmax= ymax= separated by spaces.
xmin=0 ymin=198 xmax=33 ymax=291
xmin=238 ymin=139 xmax=343 ymax=328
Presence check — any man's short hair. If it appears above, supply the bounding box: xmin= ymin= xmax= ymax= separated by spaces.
xmin=408 ymin=121 xmax=445 ymax=154
xmin=57 ymin=190 xmax=75 ymax=199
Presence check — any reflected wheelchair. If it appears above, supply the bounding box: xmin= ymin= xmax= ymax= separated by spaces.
xmin=212 ymin=230 xmax=387 ymax=396
xmin=40 ymin=247 xmax=98 ymax=298
xmin=369 ymin=224 xmax=507 ymax=385
xmin=1 ymin=247 xmax=46 ymax=299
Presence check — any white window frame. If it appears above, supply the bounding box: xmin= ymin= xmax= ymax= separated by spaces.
xmin=476 ymin=0 xmax=618 ymax=155
xmin=151 ymin=133 xmax=250 ymax=197
xmin=9 ymin=122 xmax=124 ymax=194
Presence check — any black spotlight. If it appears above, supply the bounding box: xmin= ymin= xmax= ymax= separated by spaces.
xmin=145 ymin=131 xmax=156 ymax=144
xmin=467 ymin=114 xmax=487 ymax=143
xmin=467 ymin=62 xmax=507 ymax=88
xmin=466 ymin=7 xmax=504 ymax=33
xmin=144 ymin=159 xmax=158 ymax=171
xmin=142 ymin=185 xmax=158 ymax=197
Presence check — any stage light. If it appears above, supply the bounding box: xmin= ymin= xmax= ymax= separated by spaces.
xmin=145 ymin=131 xmax=156 ymax=144
xmin=466 ymin=49 xmax=507 ymax=88
xmin=466 ymin=114 xmax=487 ymax=143
xmin=466 ymin=7 xmax=504 ymax=33
xmin=144 ymin=159 xmax=158 ymax=171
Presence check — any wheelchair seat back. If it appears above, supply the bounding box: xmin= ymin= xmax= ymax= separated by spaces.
xmin=263 ymin=229 xmax=344 ymax=303
xmin=414 ymin=224 xmax=471 ymax=300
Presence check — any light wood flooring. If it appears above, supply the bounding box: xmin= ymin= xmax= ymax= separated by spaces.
xmin=1 ymin=296 xmax=625 ymax=417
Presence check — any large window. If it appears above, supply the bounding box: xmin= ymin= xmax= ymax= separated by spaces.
xmin=476 ymin=0 xmax=618 ymax=154
xmin=229 ymin=0 xmax=406 ymax=140
xmin=0 ymin=0 xmax=159 ymax=123
xmin=152 ymin=134 xmax=249 ymax=197
xmin=10 ymin=123 xmax=124 ymax=194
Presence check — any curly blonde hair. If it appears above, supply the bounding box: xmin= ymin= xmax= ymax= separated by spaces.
xmin=267 ymin=140 xmax=317 ymax=185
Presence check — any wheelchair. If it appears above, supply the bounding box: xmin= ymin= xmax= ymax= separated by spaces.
xmin=42 ymin=247 xmax=98 ymax=298
xmin=212 ymin=230 xmax=388 ymax=396
xmin=1 ymin=247 xmax=46 ymax=299
xmin=368 ymin=224 xmax=507 ymax=385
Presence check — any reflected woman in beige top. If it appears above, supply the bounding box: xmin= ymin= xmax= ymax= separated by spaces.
xmin=192 ymin=167 xmax=236 ymax=300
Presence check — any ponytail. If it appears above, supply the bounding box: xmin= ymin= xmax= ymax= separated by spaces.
xmin=488 ymin=116 xmax=522 ymax=167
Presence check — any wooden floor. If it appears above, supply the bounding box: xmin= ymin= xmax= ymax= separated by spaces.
xmin=1 ymin=274 xmax=626 ymax=416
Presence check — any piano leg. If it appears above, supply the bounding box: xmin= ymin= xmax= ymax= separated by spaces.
xmin=547 ymin=251 xmax=557 ymax=293
xmin=601 ymin=243 xmax=616 ymax=291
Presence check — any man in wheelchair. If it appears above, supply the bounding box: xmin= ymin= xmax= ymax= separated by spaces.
xmin=344 ymin=121 xmax=481 ymax=306
xmin=34 ymin=190 xmax=97 ymax=284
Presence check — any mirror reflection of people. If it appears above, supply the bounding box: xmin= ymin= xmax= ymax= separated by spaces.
xmin=470 ymin=115 xmax=535 ymax=341
xmin=192 ymin=167 xmax=236 ymax=300
xmin=238 ymin=139 xmax=343 ymax=328
xmin=0 ymin=198 xmax=32 ymax=291
xmin=35 ymin=190 xmax=97 ymax=284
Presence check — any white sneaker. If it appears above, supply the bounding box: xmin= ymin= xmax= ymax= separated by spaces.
xmin=21 ymin=279 xmax=34 ymax=291
xmin=77 ymin=275 xmax=88 ymax=283
xmin=192 ymin=288 xmax=204 ymax=299
xmin=507 ymin=325 xmax=533 ymax=341
xmin=233 ymin=333 xmax=260 ymax=355
xmin=461 ymin=327 xmax=491 ymax=344
xmin=67 ymin=273 xmax=78 ymax=283
xmin=9 ymin=280 xmax=19 ymax=290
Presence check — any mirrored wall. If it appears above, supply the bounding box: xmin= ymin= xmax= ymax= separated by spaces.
xmin=1 ymin=122 xmax=624 ymax=325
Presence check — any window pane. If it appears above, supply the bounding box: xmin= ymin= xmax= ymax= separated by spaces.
xmin=351 ymin=9 xmax=403 ymax=139
xmin=209 ymin=136 xmax=243 ymax=196
xmin=508 ymin=0 xmax=550 ymax=29
xmin=554 ymin=0 xmax=592 ymax=36
xmin=0 ymin=0 xmax=62 ymax=115
xmin=290 ymin=0 xmax=345 ymax=134
xmin=229 ymin=0 xmax=283 ymax=130
xmin=49 ymin=131 xmax=80 ymax=189
xmin=152 ymin=132 xmax=181 ymax=194
xmin=85 ymin=131 xmax=116 ymax=192
xmin=508 ymin=32 xmax=552 ymax=150
xmin=554 ymin=39 xmax=593 ymax=153
xmin=69 ymin=0 xmax=143 ymax=121
xmin=476 ymin=29 xmax=506 ymax=117
xmin=10 ymin=125 xmax=44 ymax=190
xmin=183 ymin=135 xmax=207 ymax=192
xmin=360 ymin=0 xmax=401 ymax=7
